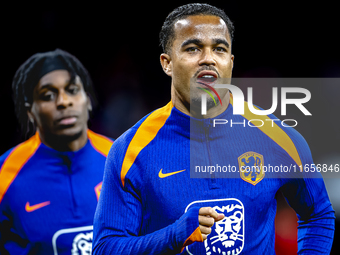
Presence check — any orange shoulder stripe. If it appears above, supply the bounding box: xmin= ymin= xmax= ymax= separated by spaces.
xmin=87 ymin=130 xmax=113 ymax=157
xmin=230 ymin=94 xmax=302 ymax=167
xmin=0 ymin=132 xmax=41 ymax=203
xmin=120 ymin=101 xmax=173 ymax=187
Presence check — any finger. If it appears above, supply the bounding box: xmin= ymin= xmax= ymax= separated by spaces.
xmin=199 ymin=225 xmax=212 ymax=235
xmin=199 ymin=207 xmax=224 ymax=222
xmin=215 ymin=213 xmax=225 ymax=222
xmin=208 ymin=210 xmax=224 ymax=222
xmin=199 ymin=207 xmax=214 ymax=216
xmin=201 ymin=233 xmax=208 ymax=241
xmin=199 ymin=215 xmax=214 ymax=227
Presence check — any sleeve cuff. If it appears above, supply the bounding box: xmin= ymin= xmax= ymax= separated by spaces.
xmin=181 ymin=226 xmax=203 ymax=252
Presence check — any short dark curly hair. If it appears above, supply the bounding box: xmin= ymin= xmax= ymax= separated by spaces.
xmin=159 ymin=3 xmax=234 ymax=54
xmin=12 ymin=48 xmax=97 ymax=138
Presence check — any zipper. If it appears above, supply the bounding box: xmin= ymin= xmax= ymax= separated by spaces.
xmin=204 ymin=120 xmax=218 ymax=188
xmin=62 ymin=154 xmax=77 ymax=215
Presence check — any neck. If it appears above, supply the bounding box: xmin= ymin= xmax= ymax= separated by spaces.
xmin=38 ymin=129 xmax=88 ymax=152
xmin=171 ymin=86 xmax=230 ymax=119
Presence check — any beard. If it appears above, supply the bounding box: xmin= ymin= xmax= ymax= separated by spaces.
xmin=191 ymin=94 xmax=219 ymax=108
xmin=190 ymin=89 xmax=221 ymax=117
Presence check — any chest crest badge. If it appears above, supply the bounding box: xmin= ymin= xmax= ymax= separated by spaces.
xmin=238 ymin=151 xmax=265 ymax=185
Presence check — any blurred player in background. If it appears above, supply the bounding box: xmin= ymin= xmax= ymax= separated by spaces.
xmin=93 ymin=3 xmax=335 ymax=254
xmin=0 ymin=49 xmax=113 ymax=254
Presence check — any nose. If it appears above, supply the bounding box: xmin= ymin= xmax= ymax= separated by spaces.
xmin=56 ymin=91 xmax=72 ymax=109
xmin=198 ymin=48 xmax=216 ymax=66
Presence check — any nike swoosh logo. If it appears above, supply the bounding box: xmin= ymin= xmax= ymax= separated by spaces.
xmin=25 ymin=201 xmax=50 ymax=212
xmin=159 ymin=169 xmax=186 ymax=178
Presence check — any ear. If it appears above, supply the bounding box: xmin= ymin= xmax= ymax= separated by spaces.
xmin=25 ymin=102 xmax=35 ymax=123
xmin=160 ymin=53 xmax=172 ymax=77
xmin=86 ymin=95 xmax=92 ymax=112
xmin=231 ymin=54 xmax=235 ymax=70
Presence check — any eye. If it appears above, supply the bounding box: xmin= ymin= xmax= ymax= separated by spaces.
xmin=186 ymin=47 xmax=200 ymax=52
xmin=214 ymin=47 xmax=227 ymax=53
xmin=40 ymin=91 xmax=56 ymax=101
xmin=68 ymin=84 xmax=80 ymax=95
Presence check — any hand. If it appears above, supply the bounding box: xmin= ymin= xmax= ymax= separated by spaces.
xmin=198 ymin=207 xmax=224 ymax=240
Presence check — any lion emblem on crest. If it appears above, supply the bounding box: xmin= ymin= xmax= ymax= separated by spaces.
xmin=238 ymin=151 xmax=265 ymax=185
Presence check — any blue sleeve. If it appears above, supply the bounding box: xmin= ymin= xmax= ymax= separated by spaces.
xmin=280 ymin=128 xmax=335 ymax=254
xmin=0 ymin=148 xmax=29 ymax=254
xmin=92 ymin=134 xmax=201 ymax=255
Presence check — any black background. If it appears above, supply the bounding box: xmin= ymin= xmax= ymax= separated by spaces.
xmin=1 ymin=1 xmax=339 ymax=253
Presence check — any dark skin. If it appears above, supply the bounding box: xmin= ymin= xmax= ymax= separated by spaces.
xmin=160 ymin=15 xmax=235 ymax=241
xmin=26 ymin=70 xmax=91 ymax=151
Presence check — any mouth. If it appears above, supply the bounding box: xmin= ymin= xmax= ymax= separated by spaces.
xmin=57 ymin=116 xmax=78 ymax=126
xmin=196 ymin=71 xmax=218 ymax=85
xmin=195 ymin=70 xmax=223 ymax=106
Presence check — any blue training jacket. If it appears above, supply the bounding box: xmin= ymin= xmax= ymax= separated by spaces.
xmin=93 ymin=97 xmax=335 ymax=255
xmin=0 ymin=130 xmax=113 ymax=254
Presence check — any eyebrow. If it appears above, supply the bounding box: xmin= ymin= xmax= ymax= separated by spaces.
xmin=37 ymin=82 xmax=68 ymax=93
xmin=38 ymin=76 xmax=79 ymax=91
xmin=37 ymin=83 xmax=56 ymax=91
xmin=181 ymin=38 xmax=230 ymax=49
xmin=213 ymin=38 xmax=230 ymax=49
xmin=181 ymin=38 xmax=203 ymax=48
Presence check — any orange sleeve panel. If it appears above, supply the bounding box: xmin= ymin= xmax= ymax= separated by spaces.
xmin=0 ymin=132 xmax=41 ymax=203
xmin=87 ymin=130 xmax=114 ymax=157
xmin=181 ymin=226 xmax=203 ymax=252
xmin=120 ymin=101 xmax=173 ymax=187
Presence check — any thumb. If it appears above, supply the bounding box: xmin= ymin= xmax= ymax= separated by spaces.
xmin=215 ymin=213 xmax=225 ymax=222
